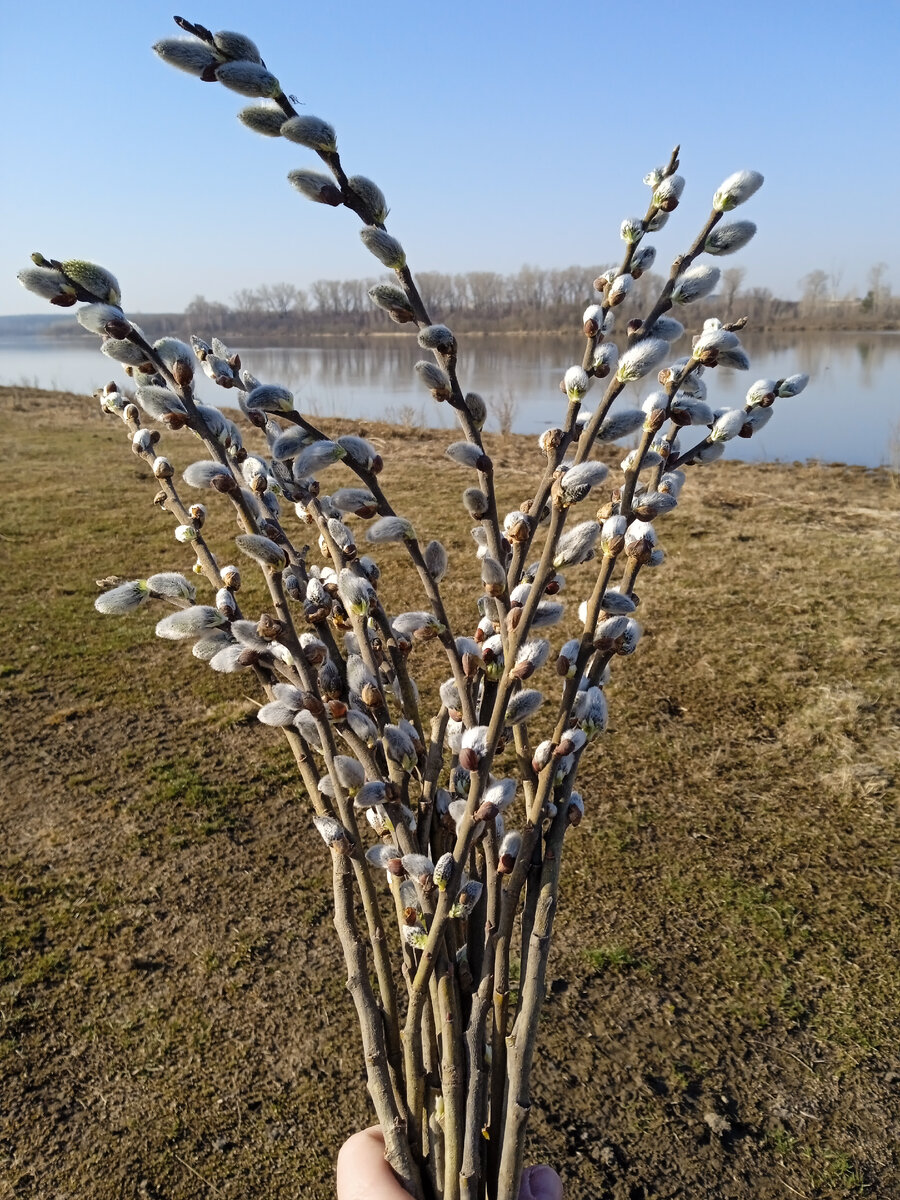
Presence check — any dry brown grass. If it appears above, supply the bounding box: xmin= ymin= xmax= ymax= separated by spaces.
xmin=2 ymin=386 xmax=898 ymax=1200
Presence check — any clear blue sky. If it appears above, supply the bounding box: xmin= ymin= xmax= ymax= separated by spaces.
xmin=2 ymin=0 xmax=894 ymax=315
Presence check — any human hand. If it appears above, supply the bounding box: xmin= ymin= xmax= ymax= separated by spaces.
xmin=337 ymin=1127 xmax=563 ymax=1200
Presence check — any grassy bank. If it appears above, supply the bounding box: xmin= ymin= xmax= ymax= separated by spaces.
xmin=1 ymin=386 xmax=898 ymax=1200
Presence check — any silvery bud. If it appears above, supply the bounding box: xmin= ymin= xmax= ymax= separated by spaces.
xmin=557 ymin=462 xmax=608 ymax=505
xmin=617 ymin=619 xmax=643 ymax=655
xmin=152 ymin=456 xmax=174 ymax=479
xmin=554 ymin=520 xmax=600 ymax=568
xmin=337 ymin=435 xmax=381 ymax=473
xmin=423 ymin=539 xmax=448 ymax=582
xmin=650 ymin=315 xmax=684 ymax=342
xmin=601 ymin=515 xmax=628 ymax=556
xmin=246 ymin=384 xmax=294 ymax=413
xmin=238 ymin=104 xmax=285 ymax=137
xmin=704 ymin=220 xmax=757 ymax=256
xmin=506 ymin=689 xmax=543 ymax=725
xmin=643 ymin=165 xmax=666 ymax=187
xmin=450 ymin=880 xmax=483 ymax=918
xmin=212 ymin=30 xmax=262 ymax=61
xmin=616 ymin=338 xmax=669 ymax=382
xmin=555 ymin=639 xmax=582 ymax=679
xmin=598 ymin=589 xmax=636 ymax=615
xmin=434 ymin=852 xmax=455 ymax=891
xmin=692 ymin=327 xmax=740 ymax=362
xmin=620 ymin=218 xmax=644 ymax=244
xmin=174 ymin=524 xmax=198 ymax=543
xmin=713 ymin=170 xmax=764 ymax=212
xmin=215 ymin=61 xmax=280 ymax=98
xmin=498 ymin=831 xmax=522 ymax=873
xmin=215 ymin=587 xmax=238 ymax=619
xmin=696 ymin=442 xmax=726 ymax=463
xmin=76 ymin=303 xmax=128 ymax=337
xmin=624 ymin=520 xmax=657 ymax=562
xmin=653 ymin=174 xmax=685 ymax=211
xmin=332 ymin=756 xmax=366 ymax=794
xmin=313 ymin=815 xmax=352 ymax=853
xmin=415 ymin=361 xmax=452 ymax=399
xmin=564 ymin=366 xmax=591 ymax=400
xmin=631 ymin=245 xmax=657 ymax=274
xmin=288 ymin=169 xmax=343 ymax=207
xmin=583 ymin=304 xmax=604 ymax=336
xmin=368 ymin=283 xmax=415 ymax=324
xmin=330 ymin=488 xmax=378 ymax=518
xmin=156 ymin=606 xmax=226 ymax=640
xmin=459 ymin=726 xmax=490 ymax=771
xmin=591 ymin=342 xmax=619 ymax=377
xmin=579 ymin=687 xmax=608 ymax=738
xmin=95 ymin=580 xmax=148 ymax=615
xmin=646 ymin=209 xmax=669 ymax=232
xmin=293 ymin=440 xmax=346 ymax=479
xmin=710 ymin=409 xmax=747 ymax=442
xmin=347 ymin=176 xmax=388 ymax=223
xmin=462 ymin=488 xmax=489 ymax=519
xmin=147 ymin=573 xmax=195 ymax=601
xmin=606 ymin=274 xmax=633 ymax=306
xmin=465 ymin=392 xmax=488 ymax=429
xmin=447 ymin=441 xmax=491 ymax=471
xmin=632 ymin=491 xmax=677 ymax=520
xmin=480 ymin=556 xmax=506 ymax=597
xmin=338 ymin=569 xmax=374 ymax=616
xmin=658 ymin=470 xmax=685 ymax=497
xmin=597 ymin=409 xmax=644 ymax=442
xmin=741 ymin=407 xmax=773 ymax=437
xmin=777 ymin=374 xmax=809 ymax=398
xmin=360 ymin=227 xmax=406 ymax=270
xmin=281 ymin=115 xmax=337 ymax=152
xmin=136 ymin=385 xmax=187 ymax=422
xmin=620 ymin=448 xmax=661 ymax=472
xmin=384 ymin=724 xmax=418 ymax=772
xmin=745 ymin=379 xmax=777 ymax=407
xmin=366 ymin=516 xmax=415 ymax=543
xmin=670 ymin=395 xmax=714 ymax=426
xmin=672 ymin=266 xmax=720 ymax=305
xmin=531 ymin=600 xmax=564 ymax=629
xmin=567 ymin=793 xmax=585 ymax=827
xmin=402 ymin=854 xmax=435 ymax=884
xmin=418 ymin=324 xmax=456 ymax=354
xmin=257 ymin=701 xmax=298 ymax=727
xmin=17 ymin=265 xmax=73 ymax=302
xmin=183 ymin=460 xmax=236 ymax=491
xmin=154 ymin=36 xmax=219 ymax=75
xmin=235 ymin=533 xmax=287 ymax=569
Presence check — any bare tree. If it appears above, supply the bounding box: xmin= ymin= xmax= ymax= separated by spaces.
xmin=721 ymin=266 xmax=746 ymax=314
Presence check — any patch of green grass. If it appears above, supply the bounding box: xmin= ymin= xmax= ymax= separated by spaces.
xmin=580 ymin=945 xmax=649 ymax=974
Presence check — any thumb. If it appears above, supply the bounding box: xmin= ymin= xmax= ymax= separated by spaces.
xmin=519 ymin=1164 xmax=563 ymax=1200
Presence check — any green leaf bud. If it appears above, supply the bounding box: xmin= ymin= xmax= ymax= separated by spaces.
xmin=360 ymin=227 xmax=406 ymax=270
xmin=620 ymin=217 xmax=644 ymax=244
xmin=238 ymin=104 xmax=286 ymax=137
xmin=433 ymin=852 xmax=455 ymax=891
xmin=215 ymin=61 xmax=280 ymax=98
xmin=153 ymin=37 xmax=218 ymax=76
xmin=61 ymin=260 xmax=121 ymax=305
xmin=564 ymin=365 xmax=590 ymax=400
xmin=288 ymin=169 xmax=343 ymax=206
xmin=281 ymin=115 xmax=338 ymax=152
xmin=175 ymin=524 xmax=198 ymax=543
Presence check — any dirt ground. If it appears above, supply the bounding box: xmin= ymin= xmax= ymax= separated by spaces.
xmin=1 ymin=386 xmax=898 ymax=1199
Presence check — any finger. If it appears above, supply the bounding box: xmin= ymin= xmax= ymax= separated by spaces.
xmin=519 ymin=1164 xmax=564 ymax=1200
xmin=336 ymin=1127 xmax=408 ymax=1200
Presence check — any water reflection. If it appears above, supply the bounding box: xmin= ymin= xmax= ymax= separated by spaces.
xmin=1 ymin=330 xmax=897 ymax=466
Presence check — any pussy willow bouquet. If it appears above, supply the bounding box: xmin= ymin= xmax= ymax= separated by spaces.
xmin=17 ymin=17 xmax=809 ymax=1200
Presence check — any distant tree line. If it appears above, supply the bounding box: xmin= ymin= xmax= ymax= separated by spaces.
xmin=50 ymin=261 xmax=897 ymax=342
